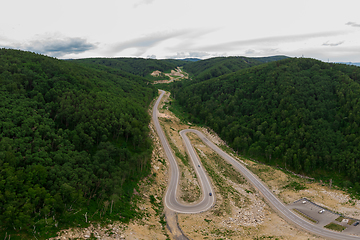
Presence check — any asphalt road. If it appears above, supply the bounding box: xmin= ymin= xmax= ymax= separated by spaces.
xmin=153 ymin=90 xmax=360 ymax=239
xmin=153 ymin=90 xmax=215 ymax=213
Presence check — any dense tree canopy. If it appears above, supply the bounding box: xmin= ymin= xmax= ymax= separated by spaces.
xmin=70 ymin=57 xmax=177 ymax=79
xmin=170 ymin=57 xmax=360 ymax=190
xmin=161 ymin=58 xmax=201 ymax=67
xmin=182 ymin=56 xmax=288 ymax=82
xmin=0 ymin=49 xmax=156 ymax=237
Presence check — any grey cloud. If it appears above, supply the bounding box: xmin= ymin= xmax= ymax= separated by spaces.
xmin=108 ymin=29 xmax=216 ymax=57
xmin=133 ymin=0 xmax=155 ymax=8
xmin=108 ymin=30 xmax=190 ymax=56
xmin=188 ymin=52 xmax=211 ymax=58
xmin=244 ymin=48 xmax=279 ymax=57
xmin=346 ymin=22 xmax=360 ymax=27
xmin=166 ymin=28 xmax=220 ymax=52
xmin=321 ymin=46 xmax=360 ymax=54
xmin=166 ymin=51 xmax=211 ymax=59
xmin=2 ymin=36 xmax=97 ymax=57
xmin=287 ymin=46 xmax=360 ymax=62
xmin=245 ymin=49 xmax=256 ymax=54
xmin=27 ymin=37 xmax=96 ymax=57
xmin=322 ymin=41 xmax=344 ymax=47
xmin=0 ymin=35 xmax=11 ymax=42
xmin=197 ymin=31 xmax=346 ymax=52
xmin=0 ymin=36 xmax=18 ymax=49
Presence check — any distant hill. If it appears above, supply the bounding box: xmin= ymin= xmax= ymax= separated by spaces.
xmin=162 ymin=58 xmax=201 ymax=67
xmin=170 ymin=57 xmax=360 ymax=191
xmin=0 ymin=49 xmax=156 ymax=237
xmin=182 ymin=56 xmax=289 ymax=82
xmin=336 ymin=62 xmax=360 ymax=67
xmin=251 ymin=55 xmax=289 ymax=63
xmin=178 ymin=58 xmax=202 ymax=62
xmin=70 ymin=57 xmax=177 ymax=78
xmin=70 ymin=56 xmax=289 ymax=82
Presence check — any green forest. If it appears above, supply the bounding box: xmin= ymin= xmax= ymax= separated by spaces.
xmin=3 ymin=49 xmax=360 ymax=238
xmin=182 ymin=55 xmax=288 ymax=82
xmin=169 ymin=57 xmax=360 ymax=192
xmin=70 ymin=57 xmax=178 ymax=79
xmin=0 ymin=49 xmax=156 ymax=238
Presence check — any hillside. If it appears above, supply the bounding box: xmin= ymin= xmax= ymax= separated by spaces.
xmin=251 ymin=55 xmax=290 ymax=63
xmin=170 ymin=57 xmax=360 ymax=190
xmin=0 ymin=49 xmax=156 ymax=238
xmin=182 ymin=55 xmax=289 ymax=82
xmin=70 ymin=57 xmax=177 ymax=79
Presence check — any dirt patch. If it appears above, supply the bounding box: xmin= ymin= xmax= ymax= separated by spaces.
xmin=153 ymin=67 xmax=189 ymax=84
xmin=151 ymin=70 xmax=162 ymax=77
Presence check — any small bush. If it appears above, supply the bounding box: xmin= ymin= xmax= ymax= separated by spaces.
xmin=324 ymin=222 xmax=346 ymax=232
xmin=284 ymin=181 xmax=306 ymax=191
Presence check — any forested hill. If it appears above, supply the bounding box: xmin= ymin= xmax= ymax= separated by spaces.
xmin=182 ymin=55 xmax=289 ymax=82
xmin=70 ymin=57 xmax=177 ymax=78
xmin=161 ymin=58 xmax=201 ymax=67
xmin=0 ymin=49 xmax=156 ymax=238
xmin=251 ymin=55 xmax=290 ymax=63
xmin=171 ymin=57 xmax=360 ymax=190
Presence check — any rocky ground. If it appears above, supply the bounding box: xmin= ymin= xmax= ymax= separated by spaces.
xmin=52 ymin=91 xmax=360 ymax=239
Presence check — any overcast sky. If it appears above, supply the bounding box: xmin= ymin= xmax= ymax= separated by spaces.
xmin=1 ymin=0 xmax=360 ymax=62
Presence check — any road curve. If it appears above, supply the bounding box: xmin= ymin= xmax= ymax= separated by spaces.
xmin=154 ymin=90 xmax=360 ymax=239
xmin=153 ymin=90 xmax=215 ymax=213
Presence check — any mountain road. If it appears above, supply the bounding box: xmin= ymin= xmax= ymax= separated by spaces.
xmin=153 ymin=90 xmax=360 ymax=239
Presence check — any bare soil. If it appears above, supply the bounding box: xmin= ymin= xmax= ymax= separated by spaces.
xmin=153 ymin=67 xmax=188 ymax=84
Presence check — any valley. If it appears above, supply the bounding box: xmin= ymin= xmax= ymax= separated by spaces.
xmin=54 ymin=89 xmax=360 ymax=239
xmin=36 ymin=62 xmax=360 ymax=239
xmin=2 ymin=50 xmax=360 ymax=239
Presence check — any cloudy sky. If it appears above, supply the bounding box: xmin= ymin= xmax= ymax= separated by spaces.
xmin=1 ymin=0 xmax=360 ymax=62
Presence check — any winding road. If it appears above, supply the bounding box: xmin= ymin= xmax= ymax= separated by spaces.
xmin=153 ymin=90 xmax=215 ymax=213
xmin=153 ymin=90 xmax=360 ymax=239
